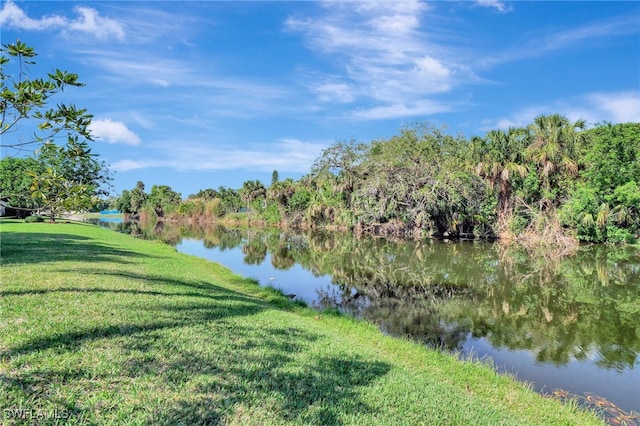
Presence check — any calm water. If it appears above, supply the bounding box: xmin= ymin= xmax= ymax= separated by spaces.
xmin=94 ymin=219 xmax=640 ymax=415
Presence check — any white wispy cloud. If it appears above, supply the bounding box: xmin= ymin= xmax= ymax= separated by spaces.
xmin=110 ymin=159 xmax=143 ymax=172
xmin=89 ymin=119 xmax=141 ymax=146
xmin=105 ymin=4 xmax=201 ymax=45
xmin=66 ymin=6 xmax=125 ymax=41
xmin=547 ymin=15 xmax=639 ymax=50
xmin=72 ymin=46 xmax=294 ymax=119
xmin=480 ymin=106 xmax=547 ymax=131
xmin=73 ymin=50 xmax=190 ymax=87
xmin=571 ymin=92 xmax=640 ymax=124
xmin=286 ymin=1 xmax=475 ymax=120
xmin=111 ymin=138 xmax=327 ymax=173
xmin=481 ymin=14 xmax=640 ymax=67
xmin=480 ymin=91 xmax=640 ymax=130
xmin=0 ymin=1 xmax=125 ymax=41
xmin=352 ymin=100 xmax=453 ymax=120
xmin=306 ymin=76 xmax=356 ymax=104
xmin=475 ymin=1 xmax=512 ymax=13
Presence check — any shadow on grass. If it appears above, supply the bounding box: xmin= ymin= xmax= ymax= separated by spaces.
xmin=0 ymin=232 xmax=156 ymax=266
xmin=2 ymin=276 xmax=392 ymax=424
xmin=139 ymin=323 xmax=392 ymax=425
xmin=6 ymin=265 xmax=262 ymax=301
xmin=0 ymin=278 xmax=270 ymax=420
xmin=0 ymin=365 xmax=100 ymax=421
xmin=1 ymin=273 xmax=267 ymax=358
xmin=54 ymin=269 xmax=253 ymax=295
xmin=158 ymin=355 xmax=391 ymax=425
xmin=1 ymin=286 xmax=252 ymax=304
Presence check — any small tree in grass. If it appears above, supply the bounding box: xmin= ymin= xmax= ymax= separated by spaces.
xmin=28 ymin=141 xmax=109 ymax=221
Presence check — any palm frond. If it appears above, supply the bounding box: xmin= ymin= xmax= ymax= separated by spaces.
xmin=596 ymin=203 xmax=610 ymax=228
xmin=579 ymin=212 xmax=594 ymax=228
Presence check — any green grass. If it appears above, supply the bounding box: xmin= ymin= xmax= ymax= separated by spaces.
xmin=0 ymin=220 xmax=603 ymax=425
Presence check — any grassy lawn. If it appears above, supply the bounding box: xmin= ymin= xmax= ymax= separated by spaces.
xmin=0 ymin=220 xmax=602 ymax=425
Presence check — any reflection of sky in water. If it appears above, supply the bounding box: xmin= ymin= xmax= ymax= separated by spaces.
xmin=97 ymin=217 xmax=123 ymax=223
xmin=461 ymin=336 xmax=640 ymax=414
xmin=175 ymin=237 xmax=640 ymax=415
xmin=176 ymin=238 xmax=337 ymax=303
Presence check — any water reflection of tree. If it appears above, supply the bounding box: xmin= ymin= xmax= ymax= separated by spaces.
xmin=134 ymin=218 xmax=183 ymax=245
xmin=303 ymin=233 xmax=640 ymax=369
xmin=242 ymin=232 xmax=267 ymax=265
xmin=471 ymin=245 xmax=640 ymax=369
xmin=270 ymin=245 xmax=295 ymax=270
xmin=203 ymin=226 xmax=242 ymax=250
xmin=315 ymin=283 xmax=475 ymax=351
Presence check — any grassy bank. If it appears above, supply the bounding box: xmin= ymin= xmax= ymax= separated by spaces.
xmin=0 ymin=220 xmax=602 ymax=425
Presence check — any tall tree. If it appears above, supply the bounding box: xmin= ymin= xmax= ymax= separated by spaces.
xmin=129 ymin=181 xmax=148 ymax=216
xmin=147 ymin=184 xmax=181 ymax=218
xmin=189 ymin=188 xmax=218 ymax=200
xmin=526 ymin=114 xmax=585 ymax=208
xmin=350 ymin=124 xmax=488 ymax=235
xmin=1 ymin=40 xmax=108 ymax=217
xmin=216 ymin=186 xmax=242 ymax=213
xmin=267 ymin=178 xmax=296 ymax=216
xmin=474 ymin=127 xmax=529 ymax=218
xmin=580 ymin=122 xmax=640 ymax=200
xmin=116 ymin=190 xmax=132 ymax=214
xmin=240 ymin=180 xmax=266 ymax=210
xmin=28 ymin=141 xmax=111 ymax=221
xmin=311 ymin=139 xmax=366 ymax=198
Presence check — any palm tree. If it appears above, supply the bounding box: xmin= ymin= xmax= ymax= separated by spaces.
xmin=240 ymin=179 xmax=266 ymax=210
xmin=474 ymin=127 xmax=529 ymax=217
xmin=267 ymin=178 xmax=296 ymax=218
xmin=526 ymin=114 xmax=585 ymax=208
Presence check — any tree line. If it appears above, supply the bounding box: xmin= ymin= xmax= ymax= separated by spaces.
xmin=114 ymin=119 xmax=639 ymax=244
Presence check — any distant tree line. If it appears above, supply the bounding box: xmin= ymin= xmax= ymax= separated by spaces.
xmin=113 ymin=117 xmax=639 ymax=244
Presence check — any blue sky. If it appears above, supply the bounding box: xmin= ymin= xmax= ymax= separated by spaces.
xmin=2 ymin=1 xmax=639 ymax=198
